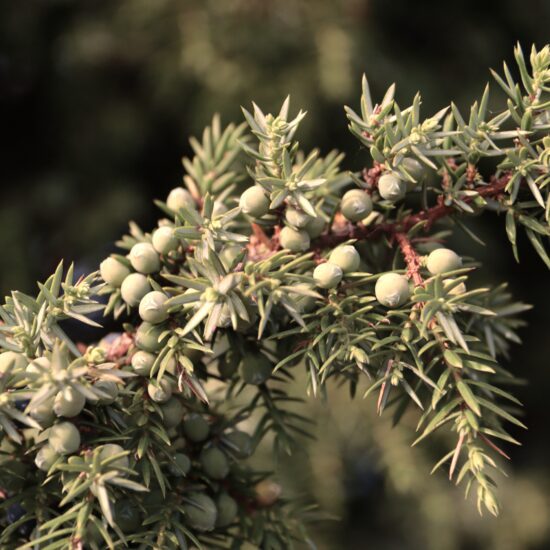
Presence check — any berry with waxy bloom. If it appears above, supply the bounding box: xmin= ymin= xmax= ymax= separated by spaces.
xmin=166 ymin=187 xmax=195 ymax=212
xmin=182 ymin=493 xmax=217 ymax=532
xmin=401 ymin=157 xmax=425 ymax=190
xmin=285 ymin=207 xmax=311 ymax=229
xmin=239 ymin=185 xmax=270 ymax=217
xmin=131 ymin=350 xmax=155 ymax=375
xmin=341 ymin=189 xmax=373 ymax=222
xmin=135 ymin=322 xmax=166 ymax=352
xmin=129 ymin=242 xmax=160 ymax=274
xmin=34 ymin=444 xmax=59 ymax=472
xmin=238 ymin=351 xmax=273 ymax=385
xmin=93 ymin=380 xmax=119 ymax=404
xmin=223 ymin=430 xmax=253 ymax=458
xmin=147 ymin=378 xmax=173 ymax=403
xmin=375 ymin=273 xmax=410 ymax=307
xmin=217 ymin=348 xmax=240 ymax=378
xmin=121 ymin=273 xmax=151 ymax=306
xmin=200 ymin=447 xmax=230 ymax=480
xmin=426 ymin=248 xmax=462 ymax=274
xmin=100 ymin=257 xmax=130 ymax=287
xmin=160 ymin=397 xmax=184 ymax=428
xmin=378 ymin=173 xmax=407 ymax=202
xmin=48 ymin=422 xmax=81 ymax=455
xmin=114 ymin=500 xmax=142 ymax=533
xmin=329 ymin=245 xmax=360 ymax=273
xmin=215 ymin=493 xmax=238 ymax=527
xmin=99 ymin=443 xmax=129 ymax=471
xmin=183 ymin=413 xmax=210 ymax=442
xmin=152 ymin=226 xmax=179 ymax=255
xmin=313 ymin=262 xmax=343 ymax=289
xmin=279 ymin=226 xmax=310 ymax=252
xmin=0 ymin=351 xmax=28 ymax=383
xmin=29 ymin=397 xmax=55 ymax=426
xmin=304 ymin=212 xmax=326 ymax=238
xmin=53 ymin=386 xmax=85 ymax=418
xmin=139 ymin=291 xmax=169 ymax=324
xmin=169 ymin=453 xmax=191 ymax=476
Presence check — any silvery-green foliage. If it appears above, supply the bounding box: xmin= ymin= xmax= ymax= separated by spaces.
xmin=0 ymin=44 xmax=549 ymax=547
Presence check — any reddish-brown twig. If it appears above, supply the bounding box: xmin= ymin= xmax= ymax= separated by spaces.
xmin=312 ymin=172 xmax=511 ymax=252
xmin=395 ymin=232 xmax=424 ymax=287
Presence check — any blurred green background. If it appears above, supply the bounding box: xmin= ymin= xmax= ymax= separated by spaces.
xmin=1 ymin=0 xmax=549 ymax=548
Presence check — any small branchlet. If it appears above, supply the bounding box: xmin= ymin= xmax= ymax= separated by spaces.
xmin=0 ymin=44 xmax=548 ymax=546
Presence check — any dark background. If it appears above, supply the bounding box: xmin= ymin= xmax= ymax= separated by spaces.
xmin=1 ymin=1 xmax=549 ymax=548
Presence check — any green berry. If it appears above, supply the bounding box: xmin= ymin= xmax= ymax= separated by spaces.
xmin=239 ymin=185 xmax=270 ymax=217
xmin=313 ymin=262 xmax=343 ymax=289
xmin=35 ymin=444 xmax=59 ymax=472
xmin=0 ymin=351 xmax=27 ymax=372
xmin=223 ymin=430 xmax=253 ymax=459
xmin=169 ymin=452 xmax=191 ymax=476
xmin=25 ymin=356 xmax=50 ymax=381
xmin=215 ymin=493 xmax=238 ymax=527
xmin=217 ymin=349 xmax=240 ymax=379
xmin=135 ymin=322 xmax=166 ymax=352
xmin=293 ymin=284 xmax=317 ymax=313
xmin=93 ymin=380 xmax=119 ymax=404
xmin=200 ymin=447 xmax=229 ymax=480
xmin=238 ymin=351 xmax=272 ymax=385
xmin=182 ymin=493 xmax=217 ymax=532
xmin=160 ymin=397 xmax=184 ymax=428
xmin=129 ymin=243 xmax=160 ymax=274
xmin=378 ymin=173 xmax=407 ymax=202
xmin=99 ymin=257 xmax=130 ymax=287
xmin=48 ymin=422 xmax=81 ymax=454
xmin=329 ymin=245 xmax=360 ymax=273
xmin=53 ymin=387 xmax=86 ymax=418
xmin=99 ymin=443 xmax=129 ymax=471
xmin=173 ymin=436 xmax=186 ymax=451
xmin=114 ymin=499 xmax=141 ymax=533
xmin=0 ymin=351 xmax=27 ymax=383
xmin=29 ymin=397 xmax=55 ymax=426
xmin=426 ymin=248 xmax=462 ymax=274
xmin=285 ymin=207 xmax=311 ymax=229
xmin=147 ymin=378 xmax=173 ymax=403
xmin=139 ymin=291 xmax=169 ymax=324
xmin=85 ymin=522 xmax=104 ymax=546
xmin=304 ymin=213 xmax=326 ymax=238
xmin=401 ymin=157 xmax=424 ymax=190
xmin=167 ymin=187 xmax=195 ymax=212
xmin=279 ymin=226 xmax=310 ymax=252
xmin=375 ymin=273 xmax=410 ymax=308
xmin=152 ymin=226 xmax=179 ymax=255
xmin=131 ymin=350 xmax=156 ymax=375
xmin=121 ymin=273 xmax=151 ymax=306
xmin=341 ymin=189 xmax=373 ymax=222
xmin=183 ymin=413 xmax=210 ymax=442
